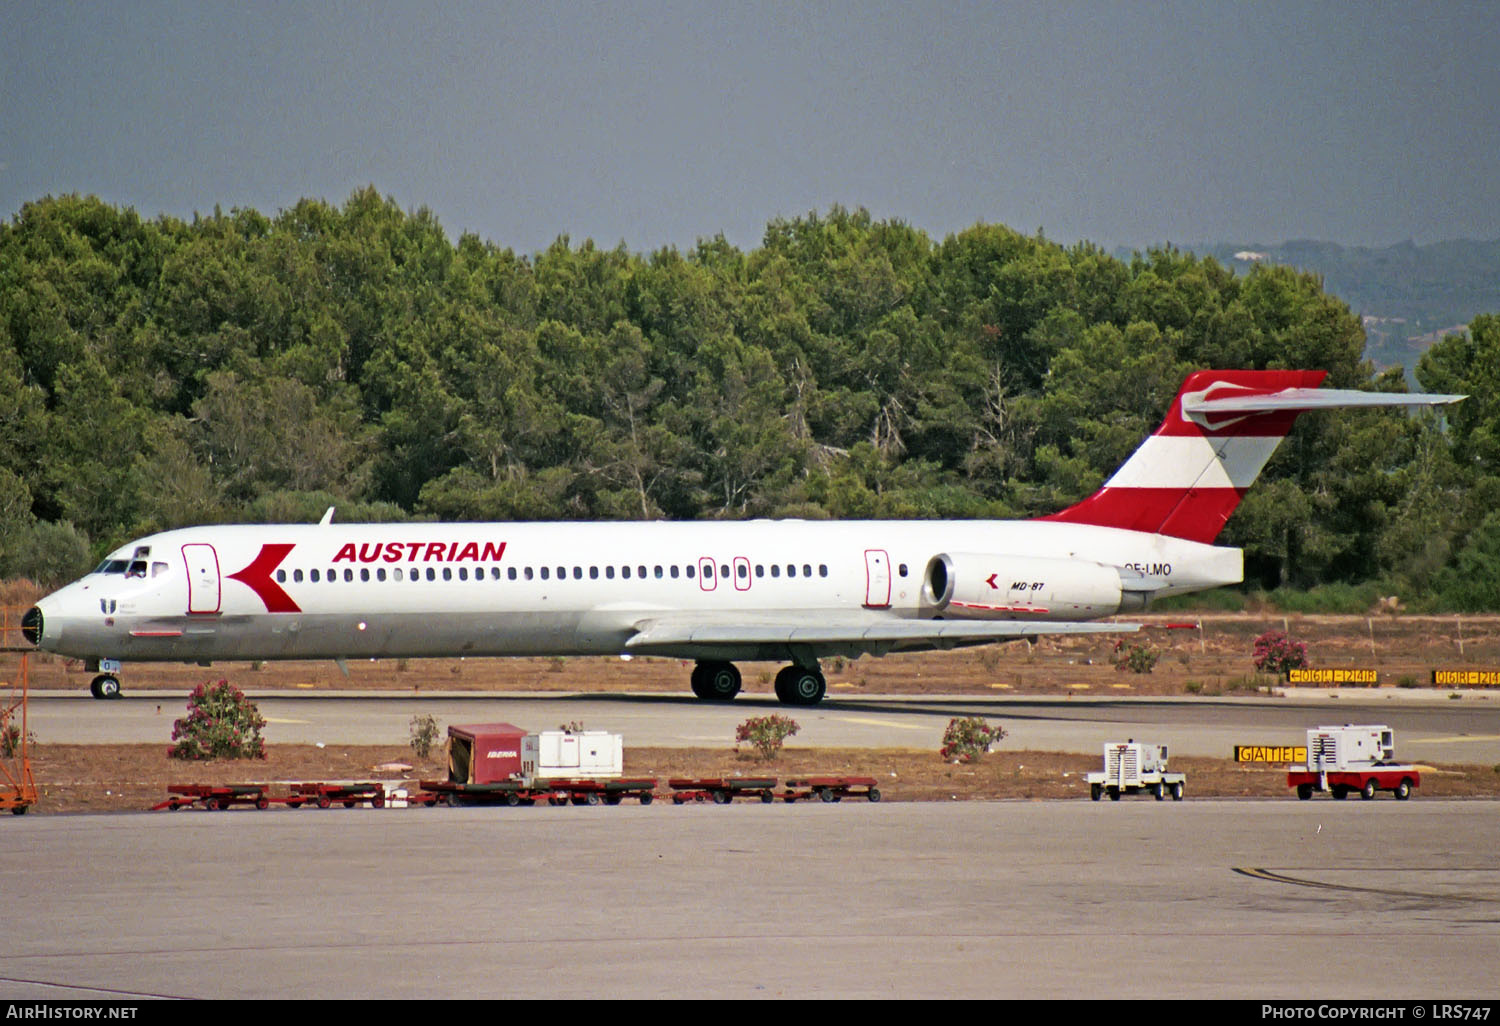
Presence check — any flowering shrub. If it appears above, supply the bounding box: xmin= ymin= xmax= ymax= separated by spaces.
xmin=169 ymin=680 xmax=266 ymax=760
xmin=735 ymin=714 xmax=800 ymax=760
xmin=1111 ymin=639 xmax=1160 ymax=674
xmin=940 ymin=717 xmax=1007 ymax=763
xmin=1252 ymin=630 xmax=1308 ymax=676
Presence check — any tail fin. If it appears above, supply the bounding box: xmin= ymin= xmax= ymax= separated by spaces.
xmin=1041 ymin=370 xmax=1463 ymax=544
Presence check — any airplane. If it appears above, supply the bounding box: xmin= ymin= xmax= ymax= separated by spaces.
xmin=20 ymin=369 xmax=1462 ymax=703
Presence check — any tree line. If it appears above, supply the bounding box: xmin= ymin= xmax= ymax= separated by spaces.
xmin=2 ymin=190 xmax=1497 ymax=607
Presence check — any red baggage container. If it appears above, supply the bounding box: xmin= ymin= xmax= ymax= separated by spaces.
xmin=448 ymin=723 xmax=528 ymax=785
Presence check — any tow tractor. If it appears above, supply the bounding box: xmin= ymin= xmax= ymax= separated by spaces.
xmin=1287 ymin=725 xmax=1420 ymax=800
xmin=1086 ymin=741 xmax=1185 ymax=801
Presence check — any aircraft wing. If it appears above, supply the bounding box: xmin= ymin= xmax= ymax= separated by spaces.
xmin=623 ymin=615 xmax=1140 ymax=655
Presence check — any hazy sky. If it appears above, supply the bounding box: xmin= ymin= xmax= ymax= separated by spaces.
xmin=6 ymin=1 xmax=1498 ymax=254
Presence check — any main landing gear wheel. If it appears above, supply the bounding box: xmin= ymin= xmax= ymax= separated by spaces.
xmin=690 ymin=661 xmax=742 ymax=701
xmin=89 ymin=675 xmax=122 ymax=700
xmin=773 ymin=665 xmax=827 ymax=706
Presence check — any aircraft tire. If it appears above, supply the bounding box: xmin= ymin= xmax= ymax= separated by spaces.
xmin=92 ymin=675 xmax=121 ymax=700
xmin=693 ymin=661 xmax=741 ymax=701
xmin=775 ymin=666 xmax=826 ymax=706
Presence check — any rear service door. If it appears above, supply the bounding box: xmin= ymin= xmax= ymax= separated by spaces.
xmin=864 ymin=549 xmax=891 ymax=608
xmin=182 ymin=544 xmax=221 ymax=614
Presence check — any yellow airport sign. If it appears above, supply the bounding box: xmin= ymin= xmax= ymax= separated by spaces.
xmin=1234 ymin=745 xmax=1307 ymax=764
xmin=1432 ymin=670 xmax=1500 ymax=687
xmin=1286 ymin=668 xmax=1377 ymax=685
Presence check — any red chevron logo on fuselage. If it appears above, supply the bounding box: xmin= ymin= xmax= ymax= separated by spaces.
xmin=226 ymin=544 xmax=301 ymax=613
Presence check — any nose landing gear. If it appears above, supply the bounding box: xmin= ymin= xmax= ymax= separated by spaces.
xmin=89 ymin=674 xmax=122 ymax=700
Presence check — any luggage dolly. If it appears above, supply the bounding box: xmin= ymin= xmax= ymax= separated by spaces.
xmin=541 ymin=778 xmax=659 ymax=806
xmin=779 ymin=777 xmax=882 ymax=803
xmin=153 ymin=784 xmax=274 ymax=811
xmin=418 ymin=780 xmax=561 ymax=807
xmin=292 ymin=782 xmax=388 ymax=809
xmin=667 ymin=777 xmax=778 ymax=805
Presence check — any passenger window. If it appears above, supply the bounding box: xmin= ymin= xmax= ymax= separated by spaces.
xmin=310 ymin=569 xmax=320 ymax=583
xmin=637 ymin=565 xmax=646 ymax=579
xmin=803 ymin=564 xmax=812 ymax=577
xmin=606 ymin=566 xmax=615 ymax=579
xmin=770 ymin=565 xmax=780 ymax=578
xmin=344 ymin=568 xmax=354 ymax=582
xmin=899 ymin=563 xmax=908 ymax=577
xmin=685 ymin=564 xmax=695 ymax=579
xmin=360 ymin=568 xmax=369 ymax=582
xmin=276 ymin=569 xmax=287 ymax=583
xmin=621 ymin=565 xmax=631 ymax=579
xmin=540 ymin=567 xmax=550 ymax=580
xmin=377 ymin=568 xmax=387 ymax=582
xmin=736 ymin=564 xmax=747 ymax=579
xmin=670 ymin=565 xmax=679 ymax=579
xmin=720 ymin=564 xmax=729 ymax=578
xmin=819 ymin=565 xmax=828 ymax=577
xmin=394 ymin=568 xmax=403 ymax=582
xmin=558 ymin=566 xmax=567 ymax=580
xmin=446 ymin=567 xmax=455 ymax=581
xmin=293 ymin=569 xmax=304 ymax=583
xmin=589 ymin=566 xmax=598 ymax=580
xmin=524 ymin=567 xmax=533 ymax=580
xmin=787 ymin=565 xmax=796 ymax=578
xmin=654 ymin=565 xmax=663 ymax=579
xmin=427 ymin=568 xmax=436 ymax=581
xmin=573 ymin=566 xmax=582 ymax=580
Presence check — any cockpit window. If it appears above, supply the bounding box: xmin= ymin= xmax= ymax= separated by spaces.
xmin=92 ymin=560 xmax=130 ymax=575
xmin=126 ymin=561 xmax=148 ymax=578
xmin=151 ymin=562 xmax=169 ymax=577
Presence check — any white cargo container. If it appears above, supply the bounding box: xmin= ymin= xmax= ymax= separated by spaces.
xmin=521 ymin=731 xmax=623 ymax=781
xmin=1086 ymin=741 xmax=1185 ymax=801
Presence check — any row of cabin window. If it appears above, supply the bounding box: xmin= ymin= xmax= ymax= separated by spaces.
xmin=272 ymin=561 xmax=850 ymax=585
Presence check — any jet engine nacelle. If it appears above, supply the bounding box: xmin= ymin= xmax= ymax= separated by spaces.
xmin=923 ymin=552 xmax=1150 ymax=621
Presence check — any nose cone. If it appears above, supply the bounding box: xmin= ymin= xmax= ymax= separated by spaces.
xmin=21 ymin=605 xmax=42 ymax=647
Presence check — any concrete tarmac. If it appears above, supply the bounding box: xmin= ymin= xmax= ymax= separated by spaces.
xmin=0 ymin=800 xmax=1496 ymax=1000
xmin=25 ymin=688 xmax=1500 ymax=764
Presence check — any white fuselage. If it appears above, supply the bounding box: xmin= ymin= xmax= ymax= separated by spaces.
xmin=30 ymin=518 xmax=1240 ymax=665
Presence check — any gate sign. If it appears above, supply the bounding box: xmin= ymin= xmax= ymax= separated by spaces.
xmin=1234 ymin=745 xmax=1307 ymax=764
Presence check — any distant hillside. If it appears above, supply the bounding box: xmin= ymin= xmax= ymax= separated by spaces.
xmin=1118 ymin=239 xmax=1500 ymax=377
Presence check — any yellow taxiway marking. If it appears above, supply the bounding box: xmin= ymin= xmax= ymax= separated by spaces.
xmin=1408 ymin=734 xmax=1500 ymax=744
xmin=264 ymin=717 xmax=310 ymax=725
xmin=1110 ymin=683 xmax=1134 ymax=689
xmin=835 ymin=716 xmax=926 ymax=731
xmin=1066 ymin=683 xmax=1092 ymax=690
xmin=988 ymin=683 xmax=1013 ymax=689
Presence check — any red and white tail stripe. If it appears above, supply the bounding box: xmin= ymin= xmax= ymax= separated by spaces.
xmin=1041 ymin=370 xmax=1461 ymax=544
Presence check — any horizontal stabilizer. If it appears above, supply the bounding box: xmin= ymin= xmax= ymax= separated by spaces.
xmin=1183 ymin=387 xmax=1464 ymax=419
